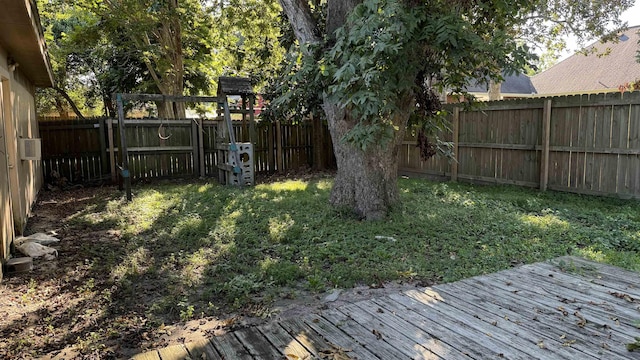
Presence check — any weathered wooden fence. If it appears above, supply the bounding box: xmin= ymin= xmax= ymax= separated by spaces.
xmin=399 ymin=92 xmax=640 ymax=199
xmin=39 ymin=117 xmax=335 ymax=183
xmin=39 ymin=118 xmax=109 ymax=183
xmin=41 ymin=92 xmax=640 ymax=199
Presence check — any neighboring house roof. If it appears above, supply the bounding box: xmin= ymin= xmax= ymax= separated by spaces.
xmin=532 ymin=26 xmax=640 ymax=96
xmin=0 ymin=0 xmax=53 ymax=87
xmin=466 ymin=72 xmax=537 ymax=95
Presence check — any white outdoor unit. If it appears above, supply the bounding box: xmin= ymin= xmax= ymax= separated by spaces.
xmin=18 ymin=138 xmax=42 ymax=161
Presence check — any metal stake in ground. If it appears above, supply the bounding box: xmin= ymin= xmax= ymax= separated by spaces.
xmin=116 ymin=93 xmax=132 ymax=201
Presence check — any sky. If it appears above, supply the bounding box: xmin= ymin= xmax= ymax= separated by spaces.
xmin=621 ymin=1 xmax=640 ymax=24
xmin=558 ymin=1 xmax=640 ymax=60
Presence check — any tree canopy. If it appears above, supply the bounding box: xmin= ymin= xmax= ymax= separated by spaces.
xmin=36 ymin=0 xmax=633 ymax=218
xmin=275 ymin=0 xmax=633 ymax=219
xmin=36 ymin=0 xmax=285 ymax=118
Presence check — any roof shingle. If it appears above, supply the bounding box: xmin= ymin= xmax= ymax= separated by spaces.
xmin=532 ymin=26 xmax=640 ymax=95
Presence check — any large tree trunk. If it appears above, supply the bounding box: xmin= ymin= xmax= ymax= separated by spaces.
xmin=156 ymin=101 xmax=184 ymax=119
xmin=323 ymin=93 xmax=412 ymax=220
xmin=54 ymin=96 xmax=69 ymax=118
xmin=327 ymin=0 xmax=362 ymax=37
xmin=488 ymin=79 xmax=501 ymax=101
xmin=280 ymin=0 xmax=410 ymax=220
xmin=53 ymin=87 xmax=86 ymax=119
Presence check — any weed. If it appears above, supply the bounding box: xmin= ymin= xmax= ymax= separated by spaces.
xmin=223 ymin=274 xmax=267 ymax=304
xmin=75 ymin=332 xmax=104 ymax=354
xmin=79 ymin=278 xmax=96 ymax=294
xmin=178 ymin=300 xmax=195 ymax=321
xmin=306 ymin=273 xmax=326 ymax=292
xmin=21 ymin=278 xmax=38 ymax=303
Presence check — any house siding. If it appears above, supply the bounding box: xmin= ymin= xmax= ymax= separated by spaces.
xmin=0 ymin=43 xmax=43 ymax=277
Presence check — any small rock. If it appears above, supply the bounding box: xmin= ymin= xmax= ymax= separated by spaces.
xmin=375 ymin=235 xmax=397 ymax=242
xmin=324 ymin=289 xmax=342 ymax=302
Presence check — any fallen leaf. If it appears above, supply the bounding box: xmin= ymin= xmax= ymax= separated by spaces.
xmin=372 ymin=329 xmax=382 ymax=340
xmin=574 ymin=311 xmax=587 ymax=327
xmin=562 ymin=339 xmax=576 ymax=347
xmin=610 ymin=292 xmax=637 ymax=303
xmin=557 ymin=306 xmax=568 ymax=316
xmin=319 ymin=344 xmax=352 ymax=359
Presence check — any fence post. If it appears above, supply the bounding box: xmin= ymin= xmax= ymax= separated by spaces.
xmin=192 ymin=118 xmax=200 ymax=177
xmin=116 ymin=94 xmax=132 ymax=201
xmin=98 ymin=118 xmax=108 ymax=177
xmin=312 ymin=114 xmax=324 ymax=169
xmin=198 ymin=119 xmax=205 ymax=177
xmin=275 ymin=119 xmax=283 ymax=173
xmin=451 ymin=107 xmax=460 ymax=181
xmin=540 ymin=99 xmax=552 ymax=191
xmin=268 ymin=122 xmax=275 ymax=172
xmin=107 ymin=118 xmax=117 ymax=183
xmin=249 ymin=95 xmax=256 ymax=145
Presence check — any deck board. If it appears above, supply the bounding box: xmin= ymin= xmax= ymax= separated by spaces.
xmin=184 ymin=339 xmax=222 ymax=360
xmin=340 ymin=301 xmax=441 ymax=360
xmin=234 ymin=327 xmax=283 ymax=358
xmin=394 ymin=290 xmax=536 ymax=360
xmin=357 ymin=299 xmax=467 ymax=359
xmin=374 ymin=295 xmax=494 ymax=359
xmin=132 ymin=256 xmax=640 ymax=359
xmin=447 ymin=280 xmax=612 ymax=359
xmin=457 ymin=278 xmax=631 ymax=360
xmin=301 ymin=313 xmax=379 ymax=360
xmin=256 ymin=322 xmax=312 ymax=359
xmin=485 ymin=267 xmax=639 ymax=336
xmin=468 ymin=272 xmax=636 ymax=346
xmin=423 ymin=283 xmax=583 ymax=359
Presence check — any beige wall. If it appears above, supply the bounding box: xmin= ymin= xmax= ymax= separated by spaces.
xmin=0 ymin=46 xmax=14 ymax=276
xmin=0 ymin=79 xmax=14 ymax=279
xmin=0 ymin=43 xmax=43 ymax=271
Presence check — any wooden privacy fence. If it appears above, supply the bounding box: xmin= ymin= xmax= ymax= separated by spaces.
xmin=39 ymin=117 xmax=334 ymax=183
xmin=399 ymin=92 xmax=640 ymax=199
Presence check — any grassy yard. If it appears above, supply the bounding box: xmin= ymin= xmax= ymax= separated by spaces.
xmin=2 ymin=176 xmax=640 ymax=357
xmin=66 ymin=176 xmax=640 ymax=317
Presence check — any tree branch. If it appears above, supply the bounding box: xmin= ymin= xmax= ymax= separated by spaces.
xmin=278 ymin=0 xmax=321 ymax=46
xmin=52 ymin=86 xmax=86 ymax=120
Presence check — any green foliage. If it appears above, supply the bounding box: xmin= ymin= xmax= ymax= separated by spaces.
xmin=261 ymin=46 xmax=325 ymax=123
xmin=273 ymin=0 xmax=632 ymax=151
xmin=627 ymin=337 xmax=640 ymax=352
xmin=36 ymin=0 xmax=109 ymax=116
xmin=36 ymin=0 xmax=286 ymax=117
xmin=323 ymin=0 xmax=534 ymax=148
xmin=520 ymin=0 xmax=632 ymax=61
xmin=211 ymin=0 xmax=286 ymax=85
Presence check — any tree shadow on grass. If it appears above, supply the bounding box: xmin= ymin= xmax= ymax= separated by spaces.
xmin=3 ymin=178 xmax=640 ymax=358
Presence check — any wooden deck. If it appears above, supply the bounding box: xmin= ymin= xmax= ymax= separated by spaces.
xmin=133 ymin=256 xmax=640 ymax=359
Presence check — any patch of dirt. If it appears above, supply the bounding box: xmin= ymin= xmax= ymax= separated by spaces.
xmin=0 ymin=184 xmax=421 ymax=359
